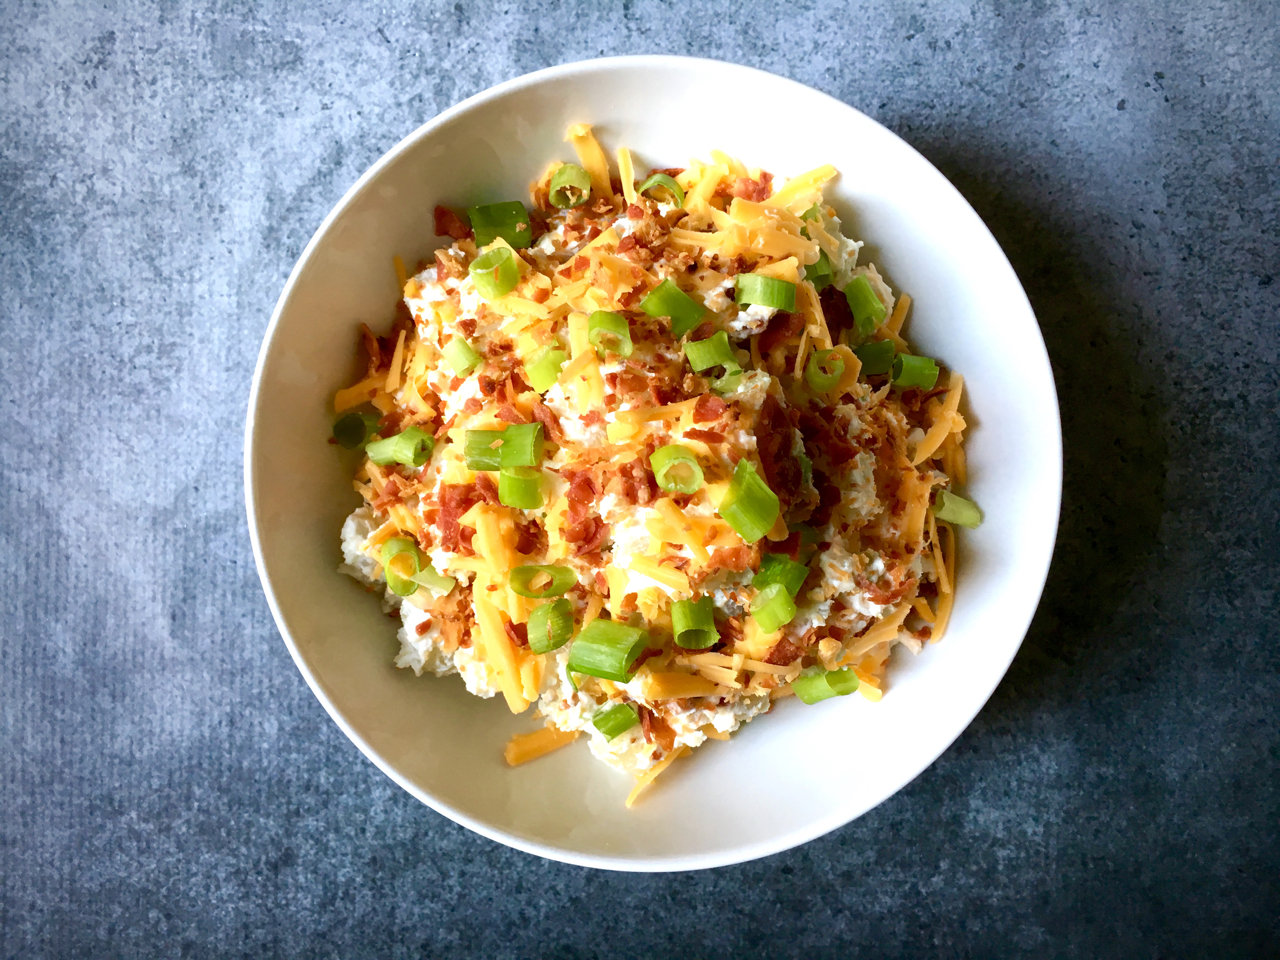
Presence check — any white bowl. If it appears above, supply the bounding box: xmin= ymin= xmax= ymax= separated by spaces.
xmin=245 ymin=55 xmax=1062 ymax=871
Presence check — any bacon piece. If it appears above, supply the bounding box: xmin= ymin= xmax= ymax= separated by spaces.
xmin=706 ymin=545 xmax=756 ymax=573
xmin=434 ymin=205 xmax=473 ymax=240
xmin=439 ymin=484 xmax=482 ymax=553
xmin=496 ymin=403 xmax=526 ymax=424
xmin=360 ymin=323 xmax=383 ymax=375
xmin=755 ymin=394 xmax=804 ymax=509
xmin=530 ymin=400 xmax=564 ymax=444
xmin=515 ymin=519 xmax=543 ymax=556
xmin=639 ymin=706 xmax=676 ymax=753
xmin=799 ymin=411 xmax=857 ymax=465
xmin=653 ymin=167 xmax=685 ymax=179
xmin=810 ymin=470 xmax=841 ymax=528
xmin=728 ymin=173 xmax=773 ymax=202
xmin=688 ymin=320 xmax=714 ymax=342
xmin=479 ymin=374 xmax=502 ymax=398
xmin=683 ymin=428 xmax=725 ymax=444
xmin=582 ymin=410 xmax=604 ymax=426
xmin=616 ymin=456 xmax=658 ymax=506
xmin=434 ymin=247 xmax=467 ymax=281
xmin=474 ymin=472 xmax=499 ymax=504
xmin=820 ymin=284 xmax=856 ymax=342
xmin=567 ymin=471 xmax=600 ymax=503
xmin=692 ymin=394 xmax=728 ymax=423
xmin=764 ymin=637 xmax=803 ymax=665
xmin=758 ymin=310 xmax=806 ymax=356
xmin=503 ymin=619 xmax=529 ymax=648
xmin=462 ymin=397 xmax=483 ymax=415
xmin=575 ymin=518 xmax=610 ymax=556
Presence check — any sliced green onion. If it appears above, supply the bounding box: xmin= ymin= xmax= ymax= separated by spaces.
xmin=800 ymin=203 xmax=821 ymax=221
xmin=443 ymin=335 xmax=483 ymax=376
xmin=710 ymin=371 xmax=743 ymax=395
xmin=854 ymin=338 xmax=896 ymax=376
xmin=717 ymin=459 xmax=780 ymax=544
xmin=640 ymin=278 xmax=706 ymax=338
xmin=753 ymin=554 xmax=809 ymax=599
xmin=366 ymin=425 xmax=434 ymax=468
xmin=805 ymin=348 xmax=845 ymax=392
xmin=499 ymin=466 xmax=543 ymax=509
xmin=637 ymin=173 xmax=685 ymax=208
xmin=380 ymin=537 xmax=422 ymax=597
xmin=464 ymin=429 xmax=505 ymax=471
xmin=468 ymin=246 xmax=520 ymax=300
xmin=566 ymin=618 xmax=649 ymax=682
xmin=844 ymin=275 xmax=887 ymax=339
xmin=797 ymin=452 xmax=813 ymax=488
xmin=411 ymin=564 xmax=457 ymax=596
xmin=736 ymin=273 xmax=796 ymax=311
xmin=671 ymin=597 xmax=718 ymax=649
xmin=333 ymin=411 xmax=381 ymax=449
xmin=592 ymin=702 xmax=640 ymax=739
xmin=934 ymin=489 xmax=983 ymax=528
xmin=526 ymin=598 xmax=574 ymax=654
xmin=791 ymin=667 xmax=859 ymax=704
xmin=650 ymin=444 xmax=704 ymax=494
xmin=805 ymin=249 xmax=833 ymax=291
xmin=892 ymin=353 xmax=940 ymax=390
xmin=587 ymin=310 xmax=633 ymax=358
xmin=498 ymin=422 xmax=544 ymax=468
xmin=467 ymin=201 xmax=532 ymax=248
xmin=379 ymin=537 xmax=455 ymax=598
xmin=548 ymin=163 xmax=591 ymax=209
xmin=750 ymin=582 xmax=797 ymax=633
xmin=683 ymin=330 xmax=741 ymax=376
xmin=524 ymin=346 xmax=567 ymax=393
xmin=509 ymin=564 xmax=578 ymax=599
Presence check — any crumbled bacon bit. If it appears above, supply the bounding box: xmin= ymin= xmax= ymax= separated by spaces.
xmin=581 ymin=410 xmax=604 ymax=426
xmin=474 ymin=472 xmax=499 ymax=504
xmin=530 ymin=401 xmax=564 ymax=444
xmin=758 ymin=310 xmax=806 ymax=356
xmin=755 ymin=395 xmax=804 ymax=510
xmin=458 ymin=316 xmax=477 ymax=338
xmin=462 ymin=397 xmax=483 ymax=414
xmin=434 ymin=205 xmax=473 ymax=240
xmin=360 ymin=324 xmax=383 ymax=375
xmin=689 ymin=320 xmax=714 ymax=342
xmin=479 ymin=374 xmax=501 ymax=397
xmin=433 ymin=414 xmax=456 ymax=440
xmin=439 ymin=484 xmax=482 ymax=553
xmin=530 ymin=286 xmax=551 ymax=304
xmin=727 ymin=173 xmax=773 ymax=202
xmin=434 ymin=248 xmax=467 ymax=281
xmin=639 ymin=706 xmax=676 ymax=752
xmin=415 ymin=619 xmax=432 ymax=636
xmin=496 ymin=403 xmax=526 ymax=424
xmin=503 ymin=619 xmax=529 ymax=648
xmin=764 ymin=637 xmax=803 ymax=665
xmin=683 ymin=428 xmax=725 ymax=443
xmin=692 ymin=394 xmax=727 ymax=423
xmin=706 ymin=545 xmax=757 ymax=573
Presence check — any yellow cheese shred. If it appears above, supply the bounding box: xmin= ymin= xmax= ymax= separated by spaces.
xmin=616 ymin=146 xmax=638 ymax=204
xmin=565 ymin=123 xmax=615 ymax=204
xmin=474 ymin=596 xmax=530 ymax=714
xmin=912 ymin=372 xmax=965 ymax=466
xmin=626 ymin=744 xmax=689 ymax=808
xmin=504 ymin=726 xmax=580 ymax=766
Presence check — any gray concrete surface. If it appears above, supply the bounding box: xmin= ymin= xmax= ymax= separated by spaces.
xmin=2 ymin=1 xmax=1277 ymax=957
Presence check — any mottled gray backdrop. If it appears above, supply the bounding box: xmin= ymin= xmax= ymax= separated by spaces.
xmin=2 ymin=1 xmax=1277 ymax=957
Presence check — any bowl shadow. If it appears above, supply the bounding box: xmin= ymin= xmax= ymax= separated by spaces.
xmin=916 ymin=143 xmax=1170 ymax=713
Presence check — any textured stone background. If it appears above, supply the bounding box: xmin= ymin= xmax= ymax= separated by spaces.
xmin=2 ymin=1 xmax=1277 ymax=956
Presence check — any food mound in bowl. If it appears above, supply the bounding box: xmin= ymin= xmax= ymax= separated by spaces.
xmin=331 ymin=123 xmax=983 ymax=806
